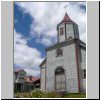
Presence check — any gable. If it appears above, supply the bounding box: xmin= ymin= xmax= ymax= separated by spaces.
xmin=39 ymin=58 xmax=46 ymax=68
xmin=18 ymin=70 xmax=26 ymax=76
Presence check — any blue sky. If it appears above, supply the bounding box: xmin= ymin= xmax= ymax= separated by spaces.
xmin=14 ymin=4 xmax=46 ymax=58
xmin=14 ymin=2 xmax=86 ymax=77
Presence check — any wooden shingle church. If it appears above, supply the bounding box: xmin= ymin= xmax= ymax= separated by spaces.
xmin=39 ymin=11 xmax=86 ymax=93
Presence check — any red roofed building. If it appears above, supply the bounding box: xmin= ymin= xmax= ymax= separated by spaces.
xmin=24 ymin=75 xmax=40 ymax=91
xmin=14 ymin=69 xmax=40 ymax=92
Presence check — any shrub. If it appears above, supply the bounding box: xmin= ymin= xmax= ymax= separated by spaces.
xmin=14 ymin=89 xmax=86 ymax=98
xmin=14 ymin=89 xmax=61 ymax=98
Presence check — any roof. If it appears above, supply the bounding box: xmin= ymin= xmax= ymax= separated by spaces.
xmin=24 ymin=76 xmax=40 ymax=83
xmin=58 ymin=12 xmax=73 ymax=25
xmin=46 ymin=38 xmax=86 ymax=51
xmin=14 ymin=69 xmax=25 ymax=73
xmin=39 ymin=58 xmax=46 ymax=67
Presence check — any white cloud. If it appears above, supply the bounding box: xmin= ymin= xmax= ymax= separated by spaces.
xmin=41 ymin=37 xmax=53 ymax=46
xmin=14 ymin=30 xmax=27 ymax=45
xmin=14 ymin=30 xmax=44 ymax=76
xmin=16 ymin=2 xmax=86 ymax=46
xmin=80 ymin=32 xmax=86 ymax=43
xmin=24 ymin=68 xmax=40 ymax=77
xmin=78 ymin=2 xmax=86 ymax=6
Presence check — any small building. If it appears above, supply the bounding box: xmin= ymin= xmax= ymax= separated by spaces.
xmin=14 ymin=69 xmax=40 ymax=92
xmin=39 ymin=12 xmax=86 ymax=93
xmin=14 ymin=69 xmax=26 ymax=92
xmin=24 ymin=75 xmax=40 ymax=92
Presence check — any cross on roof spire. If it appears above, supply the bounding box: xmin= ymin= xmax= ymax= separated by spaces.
xmin=58 ymin=6 xmax=73 ymax=25
xmin=64 ymin=5 xmax=68 ymax=12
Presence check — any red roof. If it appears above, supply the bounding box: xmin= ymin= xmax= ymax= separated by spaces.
xmin=24 ymin=76 xmax=40 ymax=83
xmin=59 ymin=12 xmax=73 ymax=24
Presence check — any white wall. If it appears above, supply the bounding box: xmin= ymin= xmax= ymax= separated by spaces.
xmin=46 ymin=43 xmax=79 ymax=92
xmin=81 ymin=48 xmax=86 ymax=92
xmin=66 ymin=23 xmax=74 ymax=39
xmin=41 ymin=66 xmax=46 ymax=90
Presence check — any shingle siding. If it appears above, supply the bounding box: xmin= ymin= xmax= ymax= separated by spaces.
xmin=81 ymin=48 xmax=86 ymax=92
xmin=66 ymin=24 xmax=74 ymax=39
xmin=46 ymin=43 xmax=79 ymax=92
xmin=41 ymin=66 xmax=46 ymax=90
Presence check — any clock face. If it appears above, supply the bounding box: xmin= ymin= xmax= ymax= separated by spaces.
xmin=66 ymin=23 xmax=74 ymax=39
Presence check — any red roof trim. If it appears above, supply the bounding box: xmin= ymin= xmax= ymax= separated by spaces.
xmin=24 ymin=76 xmax=40 ymax=83
xmin=58 ymin=12 xmax=73 ymax=25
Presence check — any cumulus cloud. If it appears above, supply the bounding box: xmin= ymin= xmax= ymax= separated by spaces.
xmin=24 ymin=68 xmax=40 ymax=77
xmin=14 ymin=30 xmax=27 ymax=45
xmin=80 ymin=32 xmax=86 ymax=43
xmin=14 ymin=30 xmax=44 ymax=77
xmin=15 ymin=2 xmax=86 ymax=46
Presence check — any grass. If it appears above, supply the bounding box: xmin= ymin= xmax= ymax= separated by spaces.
xmin=63 ymin=93 xmax=86 ymax=98
xmin=14 ymin=89 xmax=86 ymax=98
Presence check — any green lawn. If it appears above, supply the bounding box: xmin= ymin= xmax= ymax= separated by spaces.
xmin=63 ymin=93 xmax=86 ymax=98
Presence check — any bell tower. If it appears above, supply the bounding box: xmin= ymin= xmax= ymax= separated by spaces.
xmin=57 ymin=12 xmax=80 ymax=43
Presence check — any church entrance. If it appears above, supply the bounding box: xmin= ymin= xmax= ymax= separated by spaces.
xmin=55 ymin=66 xmax=66 ymax=91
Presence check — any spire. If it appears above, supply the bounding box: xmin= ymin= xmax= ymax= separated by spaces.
xmin=59 ymin=12 xmax=73 ymax=24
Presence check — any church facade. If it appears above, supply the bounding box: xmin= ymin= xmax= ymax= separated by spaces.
xmin=39 ymin=12 xmax=86 ymax=93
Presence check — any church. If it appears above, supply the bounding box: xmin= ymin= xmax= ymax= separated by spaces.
xmin=39 ymin=11 xmax=86 ymax=93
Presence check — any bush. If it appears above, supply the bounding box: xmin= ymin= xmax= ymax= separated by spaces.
xmin=14 ymin=89 xmax=61 ymax=98
xmin=14 ymin=89 xmax=86 ymax=98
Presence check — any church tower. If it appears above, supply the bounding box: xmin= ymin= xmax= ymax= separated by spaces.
xmin=40 ymin=11 xmax=86 ymax=93
xmin=57 ymin=12 xmax=79 ymax=43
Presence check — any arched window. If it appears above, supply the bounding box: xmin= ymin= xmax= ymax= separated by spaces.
xmin=55 ymin=66 xmax=65 ymax=74
xmin=56 ymin=48 xmax=63 ymax=57
xmin=55 ymin=66 xmax=66 ymax=91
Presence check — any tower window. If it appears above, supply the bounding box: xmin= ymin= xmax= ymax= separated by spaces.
xmin=60 ymin=27 xmax=64 ymax=35
xmin=82 ymin=69 xmax=86 ymax=79
xmin=56 ymin=48 xmax=63 ymax=57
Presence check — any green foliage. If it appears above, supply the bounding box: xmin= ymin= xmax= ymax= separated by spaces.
xmin=14 ymin=89 xmax=86 ymax=98
xmin=14 ymin=89 xmax=60 ymax=98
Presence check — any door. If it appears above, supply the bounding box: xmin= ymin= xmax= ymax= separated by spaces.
xmin=55 ymin=67 xmax=66 ymax=91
